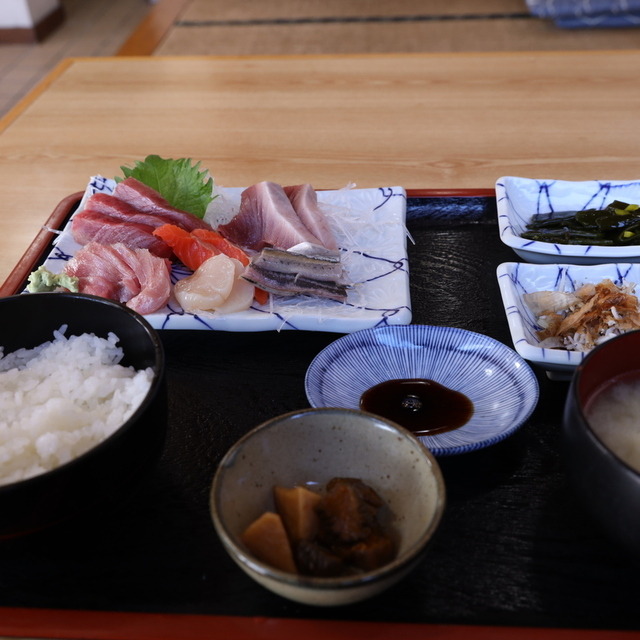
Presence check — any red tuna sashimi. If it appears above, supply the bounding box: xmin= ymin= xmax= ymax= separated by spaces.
xmin=64 ymin=242 xmax=170 ymax=314
xmin=72 ymin=210 xmax=173 ymax=259
xmin=113 ymin=177 xmax=212 ymax=232
xmin=85 ymin=193 xmax=172 ymax=229
xmin=191 ymin=228 xmax=250 ymax=266
xmin=109 ymin=244 xmax=172 ymax=315
xmin=283 ymin=184 xmax=338 ymax=251
xmin=153 ymin=223 xmax=220 ymax=271
xmin=217 ymin=181 xmax=323 ymax=252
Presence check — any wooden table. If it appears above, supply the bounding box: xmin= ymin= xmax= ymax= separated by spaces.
xmin=1 ymin=50 xmax=639 ymax=288
xmin=1 ymin=51 xmax=640 ymax=640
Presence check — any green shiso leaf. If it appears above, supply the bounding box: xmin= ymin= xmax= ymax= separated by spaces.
xmin=116 ymin=154 xmax=215 ymax=219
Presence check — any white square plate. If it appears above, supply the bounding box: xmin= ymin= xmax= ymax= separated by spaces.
xmin=496 ymin=176 xmax=640 ymax=264
xmin=497 ymin=261 xmax=640 ymax=378
xmin=34 ymin=178 xmax=412 ymax=332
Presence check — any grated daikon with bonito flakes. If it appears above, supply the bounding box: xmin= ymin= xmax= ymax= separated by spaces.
xmin=0 ymin=326 xmax=153 ymax=486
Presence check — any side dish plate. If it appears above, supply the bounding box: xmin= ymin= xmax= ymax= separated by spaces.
xmin=304 ymin=324 xmax=539 ymax=456
xmin=32 ymin=178 xmax=412 ymax=332
xmin=496 ymin=176 xmax=640 ymax=264
xmin=497 ymin=261 xmax=640 ymax=378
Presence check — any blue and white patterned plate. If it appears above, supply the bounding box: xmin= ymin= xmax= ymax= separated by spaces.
xmin=304 ymin=324 xmax=539 ymax=456
xmin=497 ymin=261 xmax=640 ymax=379
xmin=34 ymin=177 xmax=411 ymax=332
xmin=496 ymin=176 xmax=640 ymax=264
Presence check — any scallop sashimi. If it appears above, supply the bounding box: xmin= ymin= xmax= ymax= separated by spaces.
xmin=174 ymin=254 xmax=254 ymax=314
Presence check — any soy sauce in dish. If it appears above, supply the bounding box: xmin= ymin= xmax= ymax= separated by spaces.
xmin=359 ymin=378 xmax=474 ymax=436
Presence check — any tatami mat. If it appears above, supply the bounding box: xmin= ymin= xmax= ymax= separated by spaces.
xmin=154 ymin=0 xmax=640 ymax=55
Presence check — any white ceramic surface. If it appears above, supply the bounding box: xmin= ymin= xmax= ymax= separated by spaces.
xmin=305 ymin=325 xmax=539 ymax=456
xmin=33 ymin=177 xmax=412 ymax=332
xmin=209 ymin=408 xmax=446 ymax=606
xmin=496 ymin=176 xmax=640 ymax=264
xmin=497 ymin=261 xmax=640 ymax=378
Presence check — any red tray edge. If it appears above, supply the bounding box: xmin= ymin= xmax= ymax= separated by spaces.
xmin=0 ymin=191 xmax=84 ymax=299
xmin=1 ymin=607 xmax=639 ymax=640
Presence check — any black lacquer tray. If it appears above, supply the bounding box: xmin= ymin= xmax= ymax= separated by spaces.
xmin=0 ymin=191 xmax=638 ymax=639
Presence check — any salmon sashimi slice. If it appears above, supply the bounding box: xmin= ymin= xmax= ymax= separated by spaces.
xmin=283 ymin=184 xmax=338 ymax=251
xmin=114 ymin=177 xmax=213 ymax=232
xmin=191 ymin=228 xmax=250 ymax=266
xmin=153 ymin=223 xmax=220 ymax=271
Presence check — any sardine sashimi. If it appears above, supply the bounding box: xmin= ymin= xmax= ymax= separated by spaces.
xmin=242 ymin=264 xmax=348 ymax=302
xmin=217 ymin=181 xmax=323 ymax=251
xmin=63 ymin=242 xmax=171 ymax=314
xmin=114 ymin=177 xmax=212 ymax=232
xmin=174 ymin=255 xmax=253 ymax=314
xmin=72 ymin=210 xmax=173 ymax=259
xmin=283 ymin=184 xmax=338 ymax=251
xmin=250 ymin=247 xmax=347 ymax=283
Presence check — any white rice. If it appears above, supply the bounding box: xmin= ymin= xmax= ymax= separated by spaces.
xmin=0 ymin=325 xmax=154 ymax=486
xmin=586 ymin=376 xmax=640 ymax=472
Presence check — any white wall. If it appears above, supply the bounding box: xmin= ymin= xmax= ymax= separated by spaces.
xmin=0 ymin=0 xmax=61 ymax=28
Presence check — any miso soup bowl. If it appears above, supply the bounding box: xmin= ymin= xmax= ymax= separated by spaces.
xmin=210 ymin=408 xmax=446 ymax=606
xmin=563 ymin=330 xmax=640 ymax=557
xmin=0 ymin=292 xmax=166 ymax=539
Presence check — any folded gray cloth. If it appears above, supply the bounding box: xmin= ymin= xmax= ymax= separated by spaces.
xmin=526 ymin=0 xmax=640 ymax=27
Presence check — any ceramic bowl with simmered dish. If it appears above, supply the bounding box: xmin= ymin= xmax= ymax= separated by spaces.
xmin=209 ymin=407 xmax=446 ymax=606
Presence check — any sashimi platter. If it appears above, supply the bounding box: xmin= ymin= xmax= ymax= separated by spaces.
xmin=28 ymin=156 xmax=411 ymax=332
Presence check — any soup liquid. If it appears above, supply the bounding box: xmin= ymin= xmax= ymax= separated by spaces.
xmin=359 ymin=378 xmax=474 ymax=436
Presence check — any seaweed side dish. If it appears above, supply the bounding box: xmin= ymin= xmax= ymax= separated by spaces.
xmin=521 ymin=200 xmax=640 ymax=245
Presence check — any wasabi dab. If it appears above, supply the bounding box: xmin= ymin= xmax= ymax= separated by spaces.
xmin=27 ymin=266 xmax=79 ymax=293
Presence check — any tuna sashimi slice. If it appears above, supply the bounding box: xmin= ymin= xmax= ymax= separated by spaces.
xmin=109 ymin=244 xmax=172 ymax=315
xmin=64 ymin=242 xmax=141 ymax=303
xmin=72 ymin=210 xmax=173 ymax=259
xmin=283 ymin=184 xmax=338 ymax=251
xmin=85 ymin=192 xmax=181 ymax=229
xmin=217 ymin=181 xmax=323 ymax=252
xmin=113 ymin=177 xmax=212 ymax=232
xmin=63 ymin=242 xmax=171 ymax=314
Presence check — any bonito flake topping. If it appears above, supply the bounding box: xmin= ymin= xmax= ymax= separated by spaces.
xmin=523 ymin=278 xmax=640 ymax=352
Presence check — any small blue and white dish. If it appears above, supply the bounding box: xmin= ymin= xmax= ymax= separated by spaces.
xmin=496 ymin=261 xmax=640 ymax=380
xmin=304 ymin=325 xmax=539 ymax=456
xmin=496 ymin=176 xmax=640 ymax=264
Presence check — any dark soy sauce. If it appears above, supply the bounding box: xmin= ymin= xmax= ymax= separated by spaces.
xmin=359 ymin=378 xmax=474 ymax=436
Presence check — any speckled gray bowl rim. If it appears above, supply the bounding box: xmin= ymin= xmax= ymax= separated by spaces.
xmin=209 ymin=407 xmax=446 ymax=591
